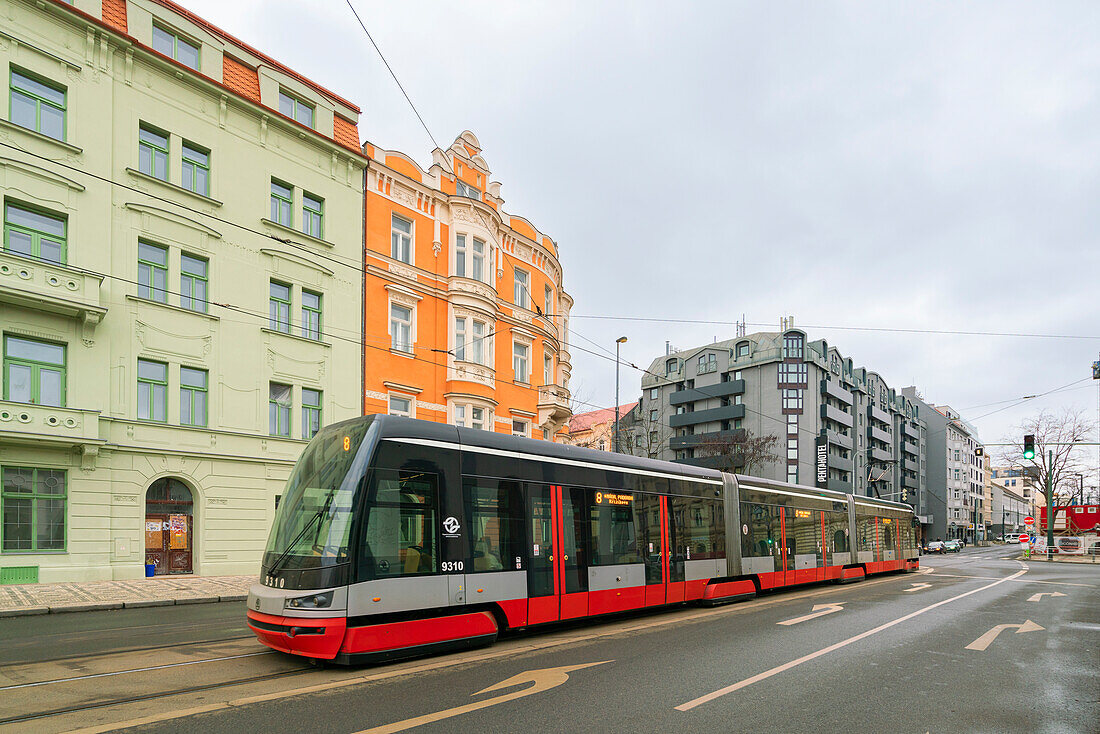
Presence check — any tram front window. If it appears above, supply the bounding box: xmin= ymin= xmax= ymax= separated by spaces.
xmin=263 ymin=421 xmax=373 ymax=583
xmin=359 ymin=469 xmax=438 ymax=579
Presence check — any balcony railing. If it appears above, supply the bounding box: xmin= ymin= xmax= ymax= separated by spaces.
xmin=820 ymin=379 xmax=853 ymax=405
xmin=0 ymin=251 xmax=106 ymax=327
xmin=669 ymin=379 xmax=745 ymax=406
xmin=0 ymin=400 xmax=103 ymax=447
xmin=820 ymin=403 xmax=854 ymax=429
xmin=669 ymin=404 xmax=745 ymax=428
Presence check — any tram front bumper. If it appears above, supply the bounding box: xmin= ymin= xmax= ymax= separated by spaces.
xmin=246 ymin=609 xmax=347 ymax=660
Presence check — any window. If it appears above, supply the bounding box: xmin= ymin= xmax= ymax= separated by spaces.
xmin=454 ymin=404 xmax=488 ymax=430
xmin=4 ymin=202 xmax=66 ymax=264
xmin=278 ymin=90 xmax=314 ymax=128
xmin=359 ymin=469 xmax=438 ymax=579
xmin=544 ymin=352 xmax=553 ymax=385
xmin=454 ymin=234 xmax=466 ymax=277
xmin=512 ymin=420 xmax=528 ymax=437
xmin=269 ymin=383 xmax=291 ymax=436
xmin=698 ymin=353 xmax=717 ymax=374
xmin=1 ymin=466 xmax=66 ymax=551
xmin=736 ymin=342 xmax=750 ymax=358
xmin=3 ymin=336 xmax=65 ymax=407
xmin=455 ymin=180 xmax=481 ymax=200
xmin=180 ymin=141 xmax=209 ymax=195
xmin=152 ymin=23 xmax=199 ymax=69
xmin=138 ymin=125 xmax=169 ymax=181
xmin=666 ymin=358 xmax=677 ymax=375
xmin=544 ymin=285 xmax=553 ymax=316
xmin=589 ymin=490 xmax=641 ymax=565
xmin=137 ymin=241 xmax=168 ymax=303
xmin=137 ymin=359 xmax=168 ymax=422
xmin=513 ymin=341 xmax=529 ymax=383
xmin=453 ymin=316 xmax=488 ymax=364
xmin=453 ymin=317 xmax=467 ymax=361
xmin=302 ymin=290 xmax=322 ymax=340
xmin=302 ymin=193 xmax=323 ymax=239
xmin=650 ymin=388 xmax=658 ymax=400
xmin=269 ymin=281 xmax=291 ymax=333
xmin=472 ymin=238 xmax=486 ymax=282
xmin=270 ymin=181 xmax=292 ymax=226
xmin=391 ymin=214 xmax=412 ymax=263
xmin=179 ymin=367 xmax=207 ymax=427
xmin=388 ymin=395 xmax=411 ymax=417
xmin=782 ymin=333 xmax=804 ymax=359
xmin=650 ymin=409 xmax=658 ymax=421
xmin=302 ymin=388 xmax=322 ymax=438
xmin=514 ymin=269 xmax=529 ymax=309
xmin=787 ymin=465 xmax=798 ymax=483
xmin=9 ymin=69 xmax=65 ymax=141
xmin=391 ymin=303 xmax=413 ymax=353
xmin=778 ymin=362 xmax=808 ymax=385
xmin=180 ymin=253 xmax=208 ymax=312
xmin=782 ymin=388 xmax=803 ymax=411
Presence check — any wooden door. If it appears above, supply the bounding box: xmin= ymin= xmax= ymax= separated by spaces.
xmin=144 ymin=512 xmax=192 ymax=574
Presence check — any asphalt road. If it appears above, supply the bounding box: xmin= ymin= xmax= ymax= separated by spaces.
xmin=2 ymin=547 xmax=1096 ymax=734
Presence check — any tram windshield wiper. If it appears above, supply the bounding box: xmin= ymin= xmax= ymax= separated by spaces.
xmin=267 ymin=491 xmax=334 ymax=578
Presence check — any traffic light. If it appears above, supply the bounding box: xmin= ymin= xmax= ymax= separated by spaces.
xmin=975 ymin=447 xmax=984 ymax=457
xmin=1023 ymin=434 xmax=1036 ymax=461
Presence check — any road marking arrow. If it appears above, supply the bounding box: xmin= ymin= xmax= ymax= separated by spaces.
xmin=965 ymin=620 xmax=1044 ymax=651
xmin=777 ymin=603 xmax=844 ymax=626
xmin=355 ymin=660 xmax=611 ymax=734
xmin=1027 ymin=591 xmax=1066 ymax=602
xmin=904 ymin=583 xmax=932 ymax=592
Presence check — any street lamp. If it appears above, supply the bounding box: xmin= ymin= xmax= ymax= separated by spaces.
xmin=614 ymin=336 xmax=627 ymax=453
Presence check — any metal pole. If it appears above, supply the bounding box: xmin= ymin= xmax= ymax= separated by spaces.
xmin=614 ymin=341 xmax=620 ymax=453
xmin=1046 ymin=448 xmax=1054 ymax=561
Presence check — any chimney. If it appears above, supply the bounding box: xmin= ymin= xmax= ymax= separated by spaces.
xmin=665 ymin=340 xmax=670 ymax=355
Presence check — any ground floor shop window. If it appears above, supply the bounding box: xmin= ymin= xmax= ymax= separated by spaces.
xmin=1 ymin=466 xmax=66 ymax=551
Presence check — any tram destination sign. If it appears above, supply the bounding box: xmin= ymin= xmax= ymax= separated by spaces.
xmin=595 ymin=491 xmax=633 ymax=506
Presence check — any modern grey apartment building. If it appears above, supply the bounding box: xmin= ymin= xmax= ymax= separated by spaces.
xmin=637 ymin=326 xmax=928 ymax=517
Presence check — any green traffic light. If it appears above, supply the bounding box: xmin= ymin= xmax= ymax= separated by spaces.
xmin=1023 ymin=449 xmax=1035 ymax=460
xmin=1023 ymin=434 xmax=1035 ymax=460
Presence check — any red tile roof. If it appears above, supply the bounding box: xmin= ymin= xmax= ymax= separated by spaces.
xmin=222 ymin=55 xmax=260 ymax=104
xmin=101 ymin=0 xmax=127 ymax=32
xmin=333 ymin=115 xmax=361 ymax=154
xmin=566 ymin=403 xmax=638 ymax=434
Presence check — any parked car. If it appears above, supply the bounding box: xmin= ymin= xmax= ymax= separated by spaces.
xmin=926 ymin=541 xmax=946 ymax=554
xmin=944 ymin=539 xmax=962 ymax=553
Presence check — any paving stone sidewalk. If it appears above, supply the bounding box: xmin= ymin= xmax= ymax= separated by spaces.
xmin=0 ymin=574 xmax=256 ymax=617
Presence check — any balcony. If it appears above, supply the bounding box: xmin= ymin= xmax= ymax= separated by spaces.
xmin=824 ymin=429 xmax=853 ymax=450
xmin=868 ymin=446 xmax=893 ymax=463
xmin=537 ymin=384 xmax=571 ymax=433
xmin=868 ymin=404 xmax=891 ymax=426
xmin=669 ymin=379 xmax=744 ymax=406
xmin=669 ymin=404 xmax=745 ymax=428
xmin=867 ymin=425 xmax=892 ymax=444
xmin=820 ymin=379 xmax=853 ymax=405
xmin=820 ymin=403 xmax=854 ymax=429
xmin=676 ymin=454 xmax=741 ymax=471
xmin=903 ymin=457 xmax=919 ymax=473
xmin=0 ymin=251 xmax=106 ymax=332
xmin=0 ymin=401 xmax=104 ymax=467
xmin=903 ymin=475 xmax=920 ymax=490
xmin=446 ymin=276 xmax=497 ymax=313
xmin=903 ymin=422 xmax=919 ymax=440
xmin=670 ymin=429 xmax=745 ymax=451
xmin=827 ymin=477 xmax=853 ymax=493
xmin=828 ymin=454 xmax=854 ymax=473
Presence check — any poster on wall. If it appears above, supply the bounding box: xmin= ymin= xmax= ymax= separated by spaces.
xmin=169 ymin=514 xmax=189 ymax=550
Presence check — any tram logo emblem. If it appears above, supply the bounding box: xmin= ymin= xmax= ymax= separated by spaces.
xmin=443 ymin=516 xmax=461 ymax=536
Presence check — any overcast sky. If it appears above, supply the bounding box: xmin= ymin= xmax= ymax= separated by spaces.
xmin=186 ymin=0 xmax=1099 ymax=477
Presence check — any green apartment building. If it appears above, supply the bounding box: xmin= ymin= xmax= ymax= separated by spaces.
xmin=0 ymin=0 xmax=366 ymax=582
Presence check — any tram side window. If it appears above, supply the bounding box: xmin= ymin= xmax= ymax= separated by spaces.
xmin=882 ymin=520 xmax=895 ymax=551
xmin=856 ymin=516 xmax=875 ymax=553
xmin=635 ymin=492 xmax=663 ymax=584
xmin=464 ymin=479 xmax=524 ymax=573
xmin=827 ymin=512 xmax=849 ymax=553
xmin=671 ymin=496 xmax=724 ymax=560
xmin=785 ymin=508 xmax=820 ymax=561
xmin=741 ymin=502 xmax=780 ymax=558
xmin=360 ymin=470 xmax=438 ymax=579
xmin=589 ymin=490 xmax=641 ymax=565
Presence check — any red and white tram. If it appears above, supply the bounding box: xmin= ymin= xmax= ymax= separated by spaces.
xmin=247 ymin=416 xmax=919 ymax=664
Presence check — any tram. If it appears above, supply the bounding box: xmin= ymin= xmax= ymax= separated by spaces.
xmin=247 ymin=415 xmax=918 ymax=664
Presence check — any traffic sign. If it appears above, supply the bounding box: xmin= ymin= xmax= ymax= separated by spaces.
xmin=1018 ymin=535 xmax=1029 ymax=544
xmin=1024 ymin=516 xmax=1034 ymax=526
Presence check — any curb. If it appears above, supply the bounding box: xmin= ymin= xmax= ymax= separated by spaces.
xmin=0 ymin=594 xmax=249 ymax=617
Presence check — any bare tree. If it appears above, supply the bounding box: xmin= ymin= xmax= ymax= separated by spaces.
xmin=694 ymin=428 xmax=781 ymax=477
xmin=1000 ymin=407 xmax=1096 ymax=504
xmin=620 ymin=403 xmax=673 ymax=459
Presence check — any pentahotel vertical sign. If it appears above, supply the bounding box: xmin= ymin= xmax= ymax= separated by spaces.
xmin=815 ymin=435 xmax=828 ymax=488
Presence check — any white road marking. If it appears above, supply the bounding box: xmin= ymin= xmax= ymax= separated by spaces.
xmin=904 ymin=583 xmax=932 ymax=592
xmin=676 ymin=564 xmax=1029 ymax=711
xmin=929 ymin=573 xmax=1094 ymax=588
xmin=965 ymin=620 xmax=1044 ymax=651
xmin=0 ymin=651 xmax=274 ymax=691
xmin=777 ymin=603 xmax=844 ymax=626
xmin=1027 ymin=591 xmax=1066 ymax=602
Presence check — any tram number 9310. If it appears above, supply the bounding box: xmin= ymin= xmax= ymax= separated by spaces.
xmin=441 ymin=561 xmax=465 ymax=573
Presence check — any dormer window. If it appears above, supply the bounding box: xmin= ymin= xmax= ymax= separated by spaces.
xmin=782 ymin=333 xmax=804 ymax=359
xmin=455 ymin=180 xmax=481 ymax=200
xmin=279 ymin=90 xmax=314 ymax=128
xmin=736 ymin=341 xmax=750 ymax=358
xmin=152 ymin=23 xmax=200 ymax=71
xmin=665 ymin=358 xmax=677 ymax=375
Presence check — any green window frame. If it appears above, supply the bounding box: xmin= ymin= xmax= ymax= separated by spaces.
xmin=302 ymin=388 xmax=321 ymax=439
xmin=2 ymin=336 xmax=66 ymax=407
xmin=137 ymin=241 xmax=168 ymax=303
xmin=180 ymin=252 xmax=208 ymax=312
xmin=138 ymin=125 xmax=169 ymax=181
xmin=278 ymin=90 xmax=314 ymax=128
xmin=301 ymin=290 xmax=322 ymax=340
xmin=1 ymin=466 xmax=66 ymax=552
xmin=137 ymin=359 xmax=168 ymax=422
xmin=302 ymin=192 xmax=323 ymax=239
xmin=9 ymin=68 xmax=66 ymax=142
xmin=269 ymin=382 xmax=291 ymax=437
xmin=269 ymin=281 xmax=291 ymax=333
xmin=180 ymin=366 xmax=207 ymax=427
xmin=3 ymin=201 xmax=66 ymax=264
xmin=271 ymin=180 xmax=292 ymax=226
xmin=181 ymin=141 xmax=210 ymax=196
xmin=151 ymin=23 xmax=200 ymax=71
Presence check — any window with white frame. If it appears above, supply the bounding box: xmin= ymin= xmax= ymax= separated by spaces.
xmin=514 ymin=268 xmax=529 ymax=309
xmin=454 ymin=234 xmax=466 ymax=277
xmin=388 ymin=395 xmax=412 ymax=417
xmin=391 ymin=214 xmax=412 ymax=264
xmin=453 ymin=234 xmax=490 ymax=283
xmin=543 ymin=352 xmax=553 ymax=385
xmin=650 ymin=387 xmax=658 ymax=400
xmin=454 ymin=315 xmax=489 ymax=364
xmin=512 ymin=419 xmax=528 ymax=437
xmin=455 ymin=180 xmax=481 ymax=200
xmin=454 ymin=404 xmax=488 ymax=430
xmin=698 ymin=353 xmax=717 ymax=374
xmin=390 ymin=302 xmax=413 ymax=353
xmin=513 ymin=341 xmax=529 ymax=383
xmin=544 ymin=285 xmax=552 ymax=316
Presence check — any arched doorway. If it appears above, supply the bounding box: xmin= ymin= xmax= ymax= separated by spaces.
xmin=144 ymin=478 xmax=194 ymax=575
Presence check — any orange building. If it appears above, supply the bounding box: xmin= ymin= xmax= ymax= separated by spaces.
xmin=362 ymin=131 xmax=572 ymax=438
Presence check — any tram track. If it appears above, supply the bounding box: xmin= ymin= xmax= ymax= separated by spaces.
xmin=0 ymin=633 xmax=256 ymax=668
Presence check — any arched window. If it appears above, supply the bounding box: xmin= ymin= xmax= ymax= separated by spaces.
xmin=665 ymin=358 xmax=677 ymax=375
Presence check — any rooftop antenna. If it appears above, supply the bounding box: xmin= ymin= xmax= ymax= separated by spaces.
xmin=736 ymin=315 xmax=746 ymax=338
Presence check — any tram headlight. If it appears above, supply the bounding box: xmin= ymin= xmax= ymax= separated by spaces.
xmin=284 ymin=591 xmax=334 ymax=609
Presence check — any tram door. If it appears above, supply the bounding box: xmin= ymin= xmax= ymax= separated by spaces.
xmin=559 ymin=486 xmax=589 ymax=620
xmin=636 ymin=493 xmax=665 ymax=606
xmin=527 ymin=484 xmax=557 ymax=625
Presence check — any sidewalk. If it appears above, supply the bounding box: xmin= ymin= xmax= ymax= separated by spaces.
xmin=1017 ymin=554 xmax=1100 ymax=565
xmin=0 ymin=574 xmax=255 ymax=617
